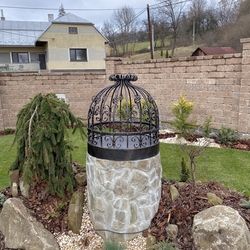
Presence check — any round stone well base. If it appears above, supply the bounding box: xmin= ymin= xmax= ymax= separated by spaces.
xmin=86 ymin=152 xmax=162 ymax=241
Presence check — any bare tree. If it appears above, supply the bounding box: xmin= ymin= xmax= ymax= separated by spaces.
xmin=187 ymin=0 xmax=217 ymax=43
xmin=156 ymin=0 xmax=187 ymax=56
xmin=102 ymin=5 xmax=139 ymax=56
xmin=101 ymin=21 xmax=119 ymax=56
xmin=142 ymin=11 xmax=170 ymax=49
xmin=181 ymin=139 xmax=210 ymax=187
xmin=237 ymin=0 xmax=250 ymax=18
xmin=216 ymin=0 xmax=240 ymax=26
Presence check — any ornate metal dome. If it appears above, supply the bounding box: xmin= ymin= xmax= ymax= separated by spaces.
xmin=87 ymin=74 xmax=159 ymax=160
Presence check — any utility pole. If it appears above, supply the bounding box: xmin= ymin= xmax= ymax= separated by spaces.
xmin=147 ymin=4 xmax=154 ymax=59
xmin=192 ymin=16 xmax=195 ymax=46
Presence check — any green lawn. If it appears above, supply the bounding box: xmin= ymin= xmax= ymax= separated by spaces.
xmin=1 ymin=132 xmax=250 ymax=197
xmin=160 ymin=143 xmax=250 ymax=197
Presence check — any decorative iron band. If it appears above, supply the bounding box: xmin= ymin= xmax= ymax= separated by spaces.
xmin=88 ymin=143 xmax=159 ymax=161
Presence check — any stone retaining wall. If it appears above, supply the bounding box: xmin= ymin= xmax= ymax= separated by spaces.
xmin=0 ymin=38 xmax=250 ymax=133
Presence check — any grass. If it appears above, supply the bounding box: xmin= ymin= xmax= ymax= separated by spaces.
xmin=121 ymin=40 xmax=197 ymax=61
xmin=1 ymin=132 xmax=250 ymax=197
xmin=0 ymin=129 xmax=87 ymax=190
xmin=0 ymin=133 xmax=15 ymax=190
xmin=161 ymin=143 xmax=250 ymax=197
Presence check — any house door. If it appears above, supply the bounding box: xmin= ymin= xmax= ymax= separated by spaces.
xmin=38 ymin=54 xmax=46 ymax=70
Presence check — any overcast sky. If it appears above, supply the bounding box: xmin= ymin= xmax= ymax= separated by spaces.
xmin=0 ymin=0 xmax=158 ymax=29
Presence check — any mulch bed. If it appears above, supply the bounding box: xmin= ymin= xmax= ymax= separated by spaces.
xmin=1 ymin=180 xmax=250 ymax=250
xmin=1 ymin=131 xmax=250 ymax=249
xmin=148 ymin=180 xmax=250 ymax=249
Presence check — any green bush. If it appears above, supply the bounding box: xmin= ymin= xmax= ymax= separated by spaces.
xmin=201 ymin=116 xmax=213 ymax=138
xmin=0 ymin=193 xmax=6 ymax=207
xmin=180 ymin=157 xmax=189 ymax=182
xmin=240 ymin=199 xmax=250 ymax=209
xmin=103 ymin=239 xmax=125 ymax=250
xmin=116 ymin=100 xmax=135 ymax=121
xmin=166 ymin=50 xmax=169 ymax=58
xmin=10 ymin=93 xmax=86 ymax=198
xmin=148 ymin=240 xmax=177 ymax=249
xmin=170 ymin=93 xmax=196 ymax=139
xmin=4 ymin=128 xmax=15 ymax=134
xmin=216 ymin=126 xmax=238 ymax=145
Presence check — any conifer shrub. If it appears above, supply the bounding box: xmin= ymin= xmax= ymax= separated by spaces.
xmin=180 ymin=157 xmax=189 ymax=182
xmin=103 ymin=238 xmax=125 ymax=250
xmin=0 ymin=193 xmax=6 ymax=207
xmin=201 ymin=115 xmax=213 ymax=138
xmin=10 ymin=93 xmax=86 ymax=198
xmin=116 ymin=100 xmax=135 ymax=120
xmin=165 ymin=50 xmax=169 ymax=58
xmin=216 ymin=125 xmax=239 ymax=145
xmin=148 ymin=240 xmax=177 ymax=249
xmin=170 ymin=93 xmax=196 ymax=139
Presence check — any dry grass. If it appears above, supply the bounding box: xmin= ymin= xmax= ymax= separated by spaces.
xmin=122 ymin=45 xmax=197 ymax=61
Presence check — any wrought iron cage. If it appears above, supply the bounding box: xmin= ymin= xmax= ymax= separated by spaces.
xmin=87 ymin=74 xmax=159 ymax=160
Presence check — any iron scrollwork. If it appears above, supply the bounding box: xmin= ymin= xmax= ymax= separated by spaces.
xmin=87 ymin=74 xmax=160 ymax=160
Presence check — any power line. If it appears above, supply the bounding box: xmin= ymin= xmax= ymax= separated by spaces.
xmin=0 ymin=5 xmax=144 ymax=12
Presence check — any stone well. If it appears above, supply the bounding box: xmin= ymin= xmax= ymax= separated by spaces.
xmin=86 ymin=74 xmax=162 ymax=241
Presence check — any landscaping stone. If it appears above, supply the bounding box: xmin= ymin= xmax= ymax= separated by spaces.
xmin=146 ymin=233 xmax=156 ymax=249
xmin=169 ymin=185 xmax=179 ymax=201
xmin=192 ymin=205 xmax=250 ymax=250
xmin=19 ymin=179 xmax=30 ymax=198
xmin=11 ymin=182 xmax=18 ymax=197
xmin=165 ymin=224 xmax=178 ymax=240
xmin=8 ymin=169 xmax=19 ymax=186
xmin=75 ymin=172 xmax=87 ymax=186
xmin=207 ymin=192 xmax=223 ymax=205
xmin=68 ymin=190 xmax=85 ymax=234
xmin=0 ymin=198 xmax=59 ymax=250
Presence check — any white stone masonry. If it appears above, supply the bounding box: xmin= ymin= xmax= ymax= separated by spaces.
xmin=86 ymin=153 xmax=162 ymax=241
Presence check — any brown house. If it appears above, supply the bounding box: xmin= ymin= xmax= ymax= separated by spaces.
xmin=191 ymin=47 xmax=237 ymax=56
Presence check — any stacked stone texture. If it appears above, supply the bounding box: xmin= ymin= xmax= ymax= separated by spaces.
xmin=1 ymin=38 xmax=250 ymax=133
xmin=86 ymin=153 xmax=162 ymax=241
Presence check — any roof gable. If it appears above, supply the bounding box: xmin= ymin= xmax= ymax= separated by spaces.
xmin=0 ymin=13 xmax=105 ymax=47
xmin=192 ymin=47 xmax=237 ymax=56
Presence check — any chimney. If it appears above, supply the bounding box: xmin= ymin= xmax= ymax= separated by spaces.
xmin=48 ymin=14 xmax=54 ymax=22
xmin=1 ymin=9 xmax=5 ymax=21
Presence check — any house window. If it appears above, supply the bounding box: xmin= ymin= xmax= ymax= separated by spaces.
xmin=69 ymin=49 xmax=87 ymax=61
xmin=12 ymin=52 xmax=29 ymax=63
xmin=0 ymin=52 xmax=11 ymax=63
xmin=68 ymin=27 xmax=78 ymax=34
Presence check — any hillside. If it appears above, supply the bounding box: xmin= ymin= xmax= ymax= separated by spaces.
xmin=122 ymin=45 xmax=198 ymax=61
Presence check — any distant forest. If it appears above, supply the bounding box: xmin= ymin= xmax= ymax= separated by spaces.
xmin=101 ymin=0 xmax=250 ymax=57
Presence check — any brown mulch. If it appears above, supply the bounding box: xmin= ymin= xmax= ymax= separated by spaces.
xmin=0 ymin=131 xmax=250 ymax=249
xmin=148 ymin=180 xmax=250 ymax=250
xmin=1 ymin=180 xmax=250 ymax=250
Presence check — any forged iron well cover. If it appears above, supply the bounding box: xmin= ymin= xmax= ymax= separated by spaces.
xmin=87 ymin=74 xmax=159 ymax=161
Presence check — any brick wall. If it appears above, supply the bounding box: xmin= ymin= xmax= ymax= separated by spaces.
xmin=0 ymin=38 xmax=250 ymax=133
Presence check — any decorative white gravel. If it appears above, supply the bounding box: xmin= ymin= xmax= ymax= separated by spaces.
xmin=55 ymin=188 xmax=147 ymax=250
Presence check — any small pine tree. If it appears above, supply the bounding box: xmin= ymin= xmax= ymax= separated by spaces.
xmin=180 ymin=157 xmax=189 ymax=182
xmin=170 ymin=93 xmax=197 ymax=139
xmin=58 ymin=3 xmax=66 ymax=17
xmin=166 ymin=50 xmax=169 ymax=58
xmin=161 ymin=50 xmax=163 ymax=57
xmin=10 ymin=93 xmax=86 ymax=198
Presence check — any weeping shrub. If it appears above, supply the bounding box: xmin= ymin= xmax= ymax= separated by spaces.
xmin=10 ymin=93 xmax=86 ymax=197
